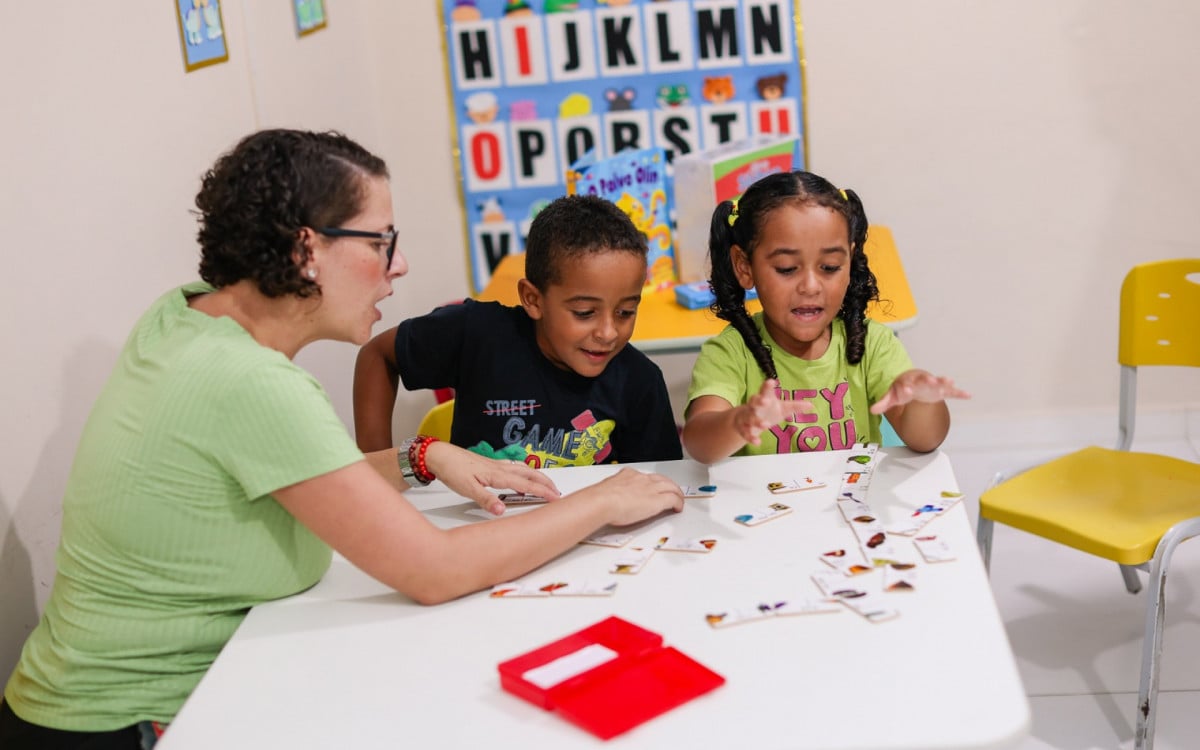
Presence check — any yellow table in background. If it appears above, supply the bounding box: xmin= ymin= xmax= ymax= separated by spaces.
xmin=477 ymin=225 xmax=918 ymax=355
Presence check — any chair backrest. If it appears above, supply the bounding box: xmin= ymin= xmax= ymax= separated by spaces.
xmin=418 ymin=399 xmax=454 ymax=442
xmin=1119 ymin=259 xmax=1200 ymax=368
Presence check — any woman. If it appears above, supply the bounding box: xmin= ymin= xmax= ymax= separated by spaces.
xmin=0 ymin=129 xmax=684 ymax=749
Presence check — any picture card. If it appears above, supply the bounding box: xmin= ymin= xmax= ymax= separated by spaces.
xmin=655 ymin=536 xmax=718 ymax=553
xmin=499 ymin=492 xmax=549 ymax=506
xmin=882 ymin=563 xmax=918 ymax=592
xmin=767 ymin=477 xmax=827 ymax=494
xmin=810 ymin=570 xmax=899 ymax=623
xmin=888 ymin=490 xmax=965 ymax=536
xmin=734 ymin=502 xmax=793 ymax=526
xmin=490 ymin=579 xmax=618 ymax=598
xmin=610 ymin=547 xmax=655 ymax=575
xmin=490 ymin=581 xmax=551 ymax=598
xmin=680 ymin=485 xmax=717 ymax=498
xmin=541 ymin=580 xmax=620 ymax=597
xmin=581 ymin=531 xmax=635 ymax=548
xmin=705 ymin=598 xmax=841 ymax=628
xmin=819 ymin=548 xmax=873 ymax=577
xmin=913 ymin=534 xmax=956 ymax=563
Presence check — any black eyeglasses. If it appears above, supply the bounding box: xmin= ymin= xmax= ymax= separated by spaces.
xmin=316 ymin=226 xmax=398 ymax=266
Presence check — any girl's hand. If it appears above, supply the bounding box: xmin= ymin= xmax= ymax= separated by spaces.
xmin=870 ymin=370 xmax=971 ymax=415
xmin=422 ymin=441 xmax=560 ymax=515
xmin=570 ymin=468 xmax=684 ymax=526
xmin=734 ymin=379 xmax=795 ymax=446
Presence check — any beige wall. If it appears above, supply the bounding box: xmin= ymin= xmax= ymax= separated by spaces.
xmin=2 ymin=1 xmax=1198 ymax=682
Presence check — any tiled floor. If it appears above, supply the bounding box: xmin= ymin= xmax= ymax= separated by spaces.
xmin=944 ymin=436 xmax=1200 ymax=750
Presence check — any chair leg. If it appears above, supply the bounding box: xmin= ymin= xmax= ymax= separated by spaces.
xmin=1135 ymin=553 xmax=1168 ymax=750
xmin=1120 ymin=564 xmax=1143 ymax=594
xmin=976 ymin=516 xmax=994 ymax=573
xmin=1134 ymin=519 xmax=1200 ymax=750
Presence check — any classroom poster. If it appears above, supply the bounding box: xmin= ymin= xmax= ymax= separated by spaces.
xmin=439 ymin=0 xmax=808 ymax=294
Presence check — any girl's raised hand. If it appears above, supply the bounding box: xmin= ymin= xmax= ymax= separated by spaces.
xmin=734 ymin=379 xmax=795 ymax=446
xmin=870 ymin=369 xmax=971 ymax=415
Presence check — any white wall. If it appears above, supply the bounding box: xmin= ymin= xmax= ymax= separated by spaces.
xmin=2 ymin=0 xmax=1198 ymax=684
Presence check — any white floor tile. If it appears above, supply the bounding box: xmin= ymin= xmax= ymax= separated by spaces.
xmin=945 ymin=436 xmax=1200 ymax=749
xmin=1015 ymin=691 xmax=1200 ymax=750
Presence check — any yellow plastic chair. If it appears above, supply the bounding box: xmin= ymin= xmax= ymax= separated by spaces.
xmin=976 ymin=258 xmax=1200 ymax=750
xmin=418 ymin=399 xmax=454 ymax=442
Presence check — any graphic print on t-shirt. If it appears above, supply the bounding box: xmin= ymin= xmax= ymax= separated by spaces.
xmin=763 ymin=382 xmax=858 ymax=453
xmin=478 ymin=400 xmax=615 ymax=468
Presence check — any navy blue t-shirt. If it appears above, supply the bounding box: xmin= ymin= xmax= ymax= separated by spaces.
xmin=394 ymin=300 xmax=681 ymax=468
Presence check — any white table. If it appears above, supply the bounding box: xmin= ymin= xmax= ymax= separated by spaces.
xmin=160 ymin=448 xmax=1029 ymax=750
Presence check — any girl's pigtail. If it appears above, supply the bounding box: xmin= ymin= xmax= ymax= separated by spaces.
xmin=708 ymin=200 xmax=778 ymax=380
xmin=838 ymin=188 xmax=879 ymax=365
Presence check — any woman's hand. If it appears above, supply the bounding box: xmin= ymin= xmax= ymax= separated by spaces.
xmin=870 ymin=369 xmax=971 ymax=415
xmin=422 ymin=441 xmax=560 ymax=515
xmin=569 ymin=467 xmax=684 ymax=526
xmin=734 ymin=379 xmax=793 ymax=446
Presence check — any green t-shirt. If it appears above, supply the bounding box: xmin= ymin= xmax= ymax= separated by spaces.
xmin=4 ymin=282 xmax=364 ymax=730
xmin=687 ymin=316 xmax=913 ymax=455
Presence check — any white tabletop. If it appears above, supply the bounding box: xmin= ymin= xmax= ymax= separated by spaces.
xmin=160 ymin=448 xmax=1029 ymax=750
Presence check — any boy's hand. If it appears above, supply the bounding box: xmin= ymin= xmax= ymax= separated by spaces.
xmin=870 ymin=370 xmax=971 ymax=415
xmin=734 ymin=379 xmax=796 ymax=446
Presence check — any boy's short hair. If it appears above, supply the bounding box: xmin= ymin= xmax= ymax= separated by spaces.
xmin=524 ymin=194 xmax=648 ymax=290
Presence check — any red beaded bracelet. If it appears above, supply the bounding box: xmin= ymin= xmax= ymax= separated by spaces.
xmin=409 ymin=435 xmax=438 ymax=485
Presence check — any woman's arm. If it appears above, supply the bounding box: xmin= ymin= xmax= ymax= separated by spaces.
xmin=363 ymin=440 xmax=560 ymax=515
xmin=272 ymin=461 xmax=683 ymax=605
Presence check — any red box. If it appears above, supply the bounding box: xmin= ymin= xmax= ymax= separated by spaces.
xmin=497 ymin=616 xmax=725 ymax=740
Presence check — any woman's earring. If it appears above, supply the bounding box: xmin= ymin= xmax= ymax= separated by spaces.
xmin=306 ymin=268 xmax=317 ymax=280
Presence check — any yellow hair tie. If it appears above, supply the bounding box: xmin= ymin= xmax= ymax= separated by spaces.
xmin=838 ymin=189 xmax=848 ymax=201
xmin=726 ymin=198 xmax=739 ymax=227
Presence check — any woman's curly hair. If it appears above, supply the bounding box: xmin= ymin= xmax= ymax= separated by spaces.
xmin=195 ymin=129 xmax=389 ymax=298
xmin=707 ymin=170 xmax=879 ymax=379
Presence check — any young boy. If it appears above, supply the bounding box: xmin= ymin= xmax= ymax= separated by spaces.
xmin=353 ymin=194 xmax=682 ymax=468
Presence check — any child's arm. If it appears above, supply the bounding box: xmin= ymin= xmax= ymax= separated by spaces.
xmin=353 ymin=326 xmax=402 ymax=453
xmin=682 ymin=379 xmax=793 ymax=463
xmin=870 ymin=369 xmax=970 ymax=453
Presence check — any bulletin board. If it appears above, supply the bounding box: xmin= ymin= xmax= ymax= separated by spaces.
xmin=439 ymin=0 xmax=808 ymax=295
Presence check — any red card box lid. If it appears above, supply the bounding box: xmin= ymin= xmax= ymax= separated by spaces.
xmin=497 ymin=616 xmax=725 ymax=740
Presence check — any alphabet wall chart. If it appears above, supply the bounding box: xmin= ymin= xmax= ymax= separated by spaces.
xmin=440 ymin=0 xmax=807 ymax=294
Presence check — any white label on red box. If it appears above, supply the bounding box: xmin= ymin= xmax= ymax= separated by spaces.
xmin=522 ymin=643 xmax=618 ymax=689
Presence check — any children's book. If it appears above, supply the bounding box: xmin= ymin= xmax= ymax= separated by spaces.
xmin=566 ymin=148 xmax=676 ymax=290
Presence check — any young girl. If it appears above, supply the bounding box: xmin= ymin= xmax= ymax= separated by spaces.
xmin=682 ymin=171 xmax=968 ymax=463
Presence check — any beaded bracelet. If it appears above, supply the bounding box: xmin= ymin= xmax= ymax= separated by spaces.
xmin=397 ymin=436 xmax=439 ymax=488
xmin=412 ymin=435 xmax=438 ymax=485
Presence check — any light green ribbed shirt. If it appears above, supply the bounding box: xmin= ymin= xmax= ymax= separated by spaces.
xmin=5 ymin=282 xmax=364 ymax=730
xmin=688 ymin=316 xmax=913 ymax=454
